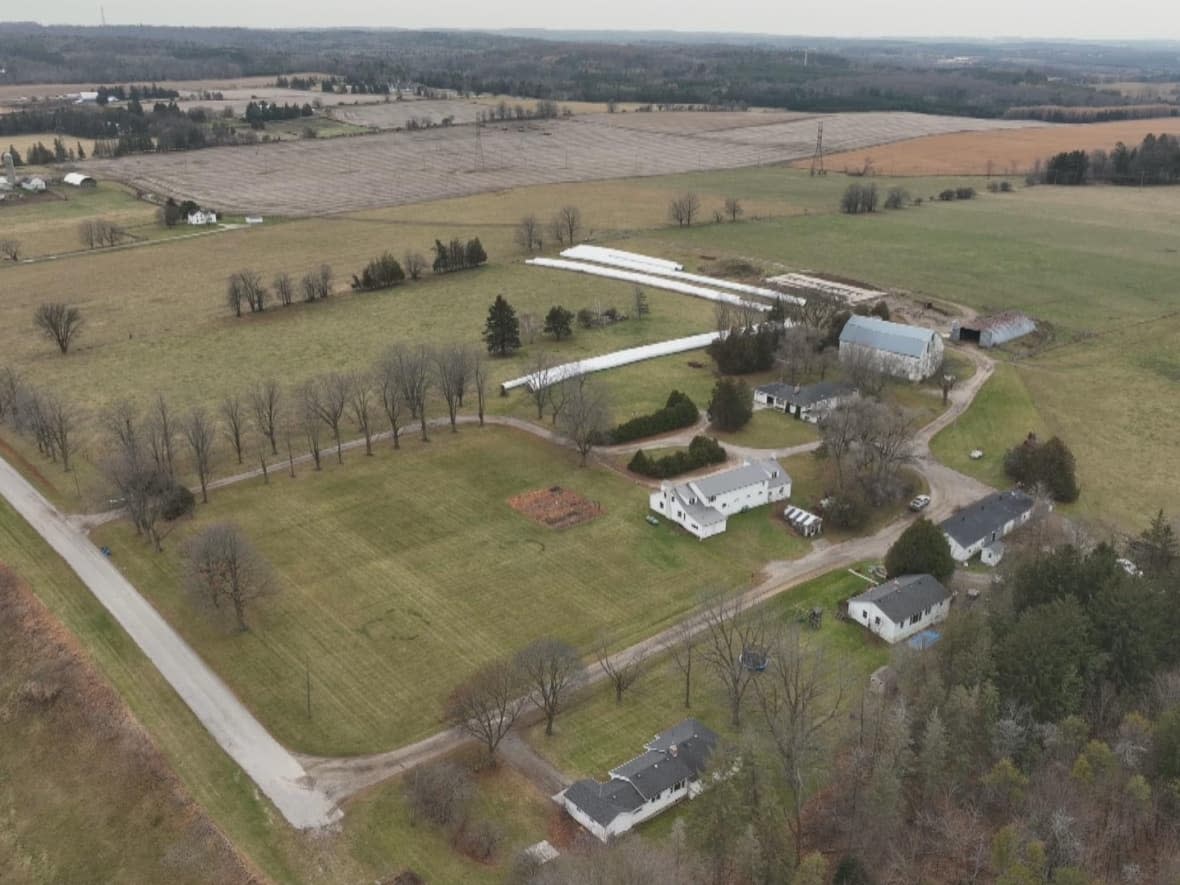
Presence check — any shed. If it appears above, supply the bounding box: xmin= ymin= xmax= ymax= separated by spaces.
xmin=783 ymin=504 xmax=823 ymax=537
xmin=63 ymin=172 xmax=96 ymax=188
xmin=951 ymin=312 xmax=1035 ymax=348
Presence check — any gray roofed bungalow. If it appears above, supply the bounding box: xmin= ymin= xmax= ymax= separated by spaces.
xmin=754 ymin=380 xmax=857 ymax=422
xmin=939 ymin=489 xmax=1039 ymax=564
xmin=848 ymin=574 xmax=952 ymax=644
xmin=558 ymin=718 xmax=719 ymax=841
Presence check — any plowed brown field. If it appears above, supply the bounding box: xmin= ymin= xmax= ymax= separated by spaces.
xmin=795 ymin=117 xmax=1180 ymax=176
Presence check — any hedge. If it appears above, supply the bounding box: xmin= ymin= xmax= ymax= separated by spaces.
xmin=628 ymin=435 xmax=727 ymax=479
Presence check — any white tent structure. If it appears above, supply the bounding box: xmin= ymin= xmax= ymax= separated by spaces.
xmin=563 ymin=245 xmax=803 ymax=306
xmin=500 ymin=331 xmax=722 ymax=393
xmin=527 ymin=258 xmax=771 ymax=311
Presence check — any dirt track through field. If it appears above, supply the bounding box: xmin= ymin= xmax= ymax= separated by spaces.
xmin=85 ymin=112 xmax=1045 ymax=216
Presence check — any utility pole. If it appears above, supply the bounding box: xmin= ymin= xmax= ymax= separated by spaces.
xmin=809 ymin=120 xmax=826 ymax=177
xmin=474 ymin=121 xmax=485 ymax=172
xmin=305 ymin=661 xmax=312 ymax=719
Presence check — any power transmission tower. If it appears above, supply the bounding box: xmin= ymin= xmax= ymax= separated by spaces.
xmin=474 ymin=121 xmax=486 ymax=172
xmin=809 ymin=120 xmax=826 ymax=177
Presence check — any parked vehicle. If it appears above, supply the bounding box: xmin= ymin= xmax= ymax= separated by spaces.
xmin=909 ymin=494 xmax=931 ymax=512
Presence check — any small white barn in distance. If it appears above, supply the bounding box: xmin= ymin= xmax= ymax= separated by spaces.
xmin=62 ymin=172 xmax=96 ymax=188
xmin=848 ymin=574 xmax=951 ymax=644
xmin=838 ymin=315 xmax=944 ymax=381
xmin=938 ymin=489 xmax=1039 ymax=565
xmin=559 ymin=719 xmax=718 ymax=842
xmin=649 ymin=459 xmax=790 ymax=540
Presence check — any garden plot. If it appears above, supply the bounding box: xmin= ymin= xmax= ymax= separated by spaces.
xmin=509 ymin=486 xmax=605 ymax=530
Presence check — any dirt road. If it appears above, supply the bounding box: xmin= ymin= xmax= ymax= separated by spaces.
xmin=0 ymin=454 xmax=341 ymax=830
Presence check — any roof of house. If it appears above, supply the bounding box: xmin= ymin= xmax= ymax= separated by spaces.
xmin=851 ymin=574 xmax=950 ymax=625
xmin=562 ymin=776 xmax=646 ymax=827
xmin=784 ymin=505 xmax=822 ymax=527
xmin=940 ymin=490 xmax=1036 ymax=547
xmin=669 ymin=486 xmax=727 ymax=527
xmin=688 ymin=459 xmax=788 ymax=500
xmin=62 ymin=172 xmax=94 ymax=186
xmin=839 ymin=315 xmax=937 ymax=359
xmin=564 ymin=718 xmax=719 ymax=825
xmin=756 ymin=380 xmax=856 ymax=408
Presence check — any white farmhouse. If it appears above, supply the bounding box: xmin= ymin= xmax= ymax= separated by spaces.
xmin=559 ymin=719 xmax=718 ymax=842
xmin=187 ymin=209 xmax=219 ymax=225
xmin=848 ymin=574 xmax=951 ymax=644
xmin=753 ymin=380 xmax=857 ymax=423
xmin=839 ymin=315 xmax=944 ymax=381
xmin=649 ymin=459 xmax=791 ymax=540
xmin=939 ymin=489 xmax=1038 ymax=565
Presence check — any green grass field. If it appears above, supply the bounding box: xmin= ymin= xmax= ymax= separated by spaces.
xmin=91 ymin=425 xmax=808 ymax=754
xmin=524 ymin=568 xmax=887 ymax=778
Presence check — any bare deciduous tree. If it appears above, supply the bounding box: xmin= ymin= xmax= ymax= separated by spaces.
xmin=527 ymin=350 xmax=557 ymax=420
xmin=515 ymin=638 xmax=584 ymax=736
xmin=33 ymin=303 xmax=84 ymax=354
xmin=227 ymin=269 xmax=267 ymax=315
xmin=220 ymin=394 xmax=246 ymax=464
xmin=472 ymin=349 xmax=489 ymax=427
xmin=434 ymin=344 xmax=472 ymax=433
xmin=818 ymin=400 xmax=862 ymax=490
xmin=0 ymin=238 xmax=20 ymax=261
xmin=443 ymin=658 xmax=527 ymax=757
xmin=273 ymin=272 xmax=295 ymax=307
xmin=347 ymin=370 xmax=377 ymax=456
xmin=390 ymin=344 xmax=432 ymax=441
xmin=183 ymin=523 xmax=276 ymax=631
xmin=557 ymin=376 xmax=611 ymax=466
xmin=519 ymin=312 xmax=539 ymax=345
xmin=376 ymin=349 xmax=406 ymax=449
xmin=78 ymin=219 xmax=127 ymax=249
xmin=309 ymin=373 xmax=349 ymax=464
xmin=940 ymin=372 xmax=957 ymax=405
xmin=753 ymin=626 xmax=849 ymax=866
xmin=595 ymin=637 xmax=642 ymax=705
xmin=147 ymin=394 xmax=177 ymax=479
xmin=183 ymin=406 xmax=216 ymax=503
xmin=403 ymin=250 xmax=426 ymax=281
xmin=842 ymin=347 xmax=888 ymax=398
xmin=669 ymin=192 xmax=701 ymax=227
xmin=724 ymin=196 xmax=744 ymax=222
xmin=298 ymin=381 xmax=324 ymax=470
xmin=666 ymin=620 xmax=698 ymax=709
xmin=554 ymin=205 xmax=582 ymax=246
xmin=249 ymin=379 xmax=282 ymax=456
xmin=714 ymin=301 xmax=733 ymax=334
xmin=0 ymin=367 xmax=23 ymax=424
xmin=698 ymin=589 xmax=768 ymax=728
xmin=514 ymin=214 xmax=543 ymax=252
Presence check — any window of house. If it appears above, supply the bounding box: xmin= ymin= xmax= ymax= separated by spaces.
xmin=874 ymin=616 xmax=881 ymax=625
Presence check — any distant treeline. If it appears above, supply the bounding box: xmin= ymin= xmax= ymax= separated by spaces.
xmin=96 ymin=83 xmax=180 ymax=104
xmin=1005 ymin=103 xmax=1180 ymax=123
xmin=1 ymin=25 xmax=1175 ymax=120
xmin=1035 ymin=133 xmax=1180 ymax=185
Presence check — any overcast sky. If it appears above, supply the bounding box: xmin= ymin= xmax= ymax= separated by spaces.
xmin=22 ymin=1 xmax=1180 ymax=41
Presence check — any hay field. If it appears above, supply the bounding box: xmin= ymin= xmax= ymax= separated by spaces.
xmin=796 ymin=117 xmax=1180 ymax=175
xmin=91 ymin=426 xmax=806 ymax=754
xmin=84 ymin=111 xmax=1043 ymax=216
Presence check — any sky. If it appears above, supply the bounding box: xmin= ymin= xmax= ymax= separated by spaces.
xmin=20 ymin=0 xmax=1180 ymax=41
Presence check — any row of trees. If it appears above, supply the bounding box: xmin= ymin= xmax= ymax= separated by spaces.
xmin=431 ymin=237 xmax=487 ymax=273
xmin=628 ymin=434 xmax=726 ymax=479
xmin=78 ymin=219 xmax=129 ymax=250
xmin=667 ymin=192 xmax=744 ymax=227
xmin=1035 ymin=133 xmax=1180 ymax=186
xmin=18 ymin=137 xmax=87 ymax=164
xmin=513 ymin=205 xmax=583 ymax=252
xmin=226 ymin=265 xmax=334 ymax=316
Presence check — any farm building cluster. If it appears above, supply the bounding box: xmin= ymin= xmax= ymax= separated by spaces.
xmin=649 ymin=459 xmax=791 ymax=540
xmin=559 ymin=719 xmax=718 ymax=841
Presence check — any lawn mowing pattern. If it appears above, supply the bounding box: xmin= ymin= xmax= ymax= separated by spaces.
xmin=92 ymin=426 xmax=808 ymax=755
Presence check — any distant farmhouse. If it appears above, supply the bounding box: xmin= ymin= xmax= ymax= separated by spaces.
xmin=951 ymin=312 xmax=1036 ymax=348
xmin=559 ymin=719 xmax=718 ymax=841
xmin=939 ymin=490 xmax=1039 ymax=566
xmin=848 ymin=574 xmax=951 ymax=644
xmin=649 ymin=459 xmax=790 ymax=540
xmin=753 ymin=380 xmax=857 ymax=423
xmin=187 ymin=209 xmax=219 ymax=226
xmin=62 ymin=172 xmax=96 ymax=188
xmin=839 ymin=315 xmax=944 ymax=381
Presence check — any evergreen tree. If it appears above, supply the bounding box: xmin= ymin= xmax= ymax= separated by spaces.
xmin=465 ymin=237 xmax=487 ymax=267
xmin=707 ymin=378 xmax=753 ymax=431
xmin=1129 ymin=509 xmax=1177 ymax=577
xmin=543 ymin=305 xmax=574 ymax=341
xmin=483 ymin=295 xmax=521 ymax=356
xmin=884 ymin=517 xmax=955 ymax=581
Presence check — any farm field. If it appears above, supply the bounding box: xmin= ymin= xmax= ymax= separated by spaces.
xmin=796 ymin=116 xmax=1180 ymax=176
xmin=90 ymin=426 xmax=808 ymax=755
xmin=524 ymin=568 xmax=887 ymax=777
xmin=83 ymin=111 xmax=1047 ymax=216
xmin=614 ymin=177 xmax=1180 ymax=529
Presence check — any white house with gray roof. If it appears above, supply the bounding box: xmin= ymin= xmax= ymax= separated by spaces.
xmin=939 ymin=489 xmax=1039 ymax=565
xmin=649 ymin=459 xmax=791 ymax=539
xmin=839 ymin=315 xmax=944 ymax=381
xmin=558 ymin=719 xmax=718 ymax=841
xmin=848 ymin=574 xmax=951 ymax=644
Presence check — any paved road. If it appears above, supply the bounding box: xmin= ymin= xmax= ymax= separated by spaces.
xmin=0 ymin=454 xmax=341 ymax=830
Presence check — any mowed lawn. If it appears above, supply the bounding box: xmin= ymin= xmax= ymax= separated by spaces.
xmin=92 ymin=426 xmax=808 ymax=755
xmin=525 ymin=568 xmax=888 ymax=779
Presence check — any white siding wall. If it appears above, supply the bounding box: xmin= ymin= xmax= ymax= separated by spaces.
xmin=839 ymin=336 xmax=944 ymax=382
xmin=849 ymin=598 xmax=951 ymax=644
xmin=945 ymin=508 xmax=1035 ymax=563
xmin=563 ymin=782 xmax=696 ymax=842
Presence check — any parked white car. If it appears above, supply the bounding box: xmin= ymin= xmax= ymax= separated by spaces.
xmin=909 ymin=495 xmax=931 ymax=512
